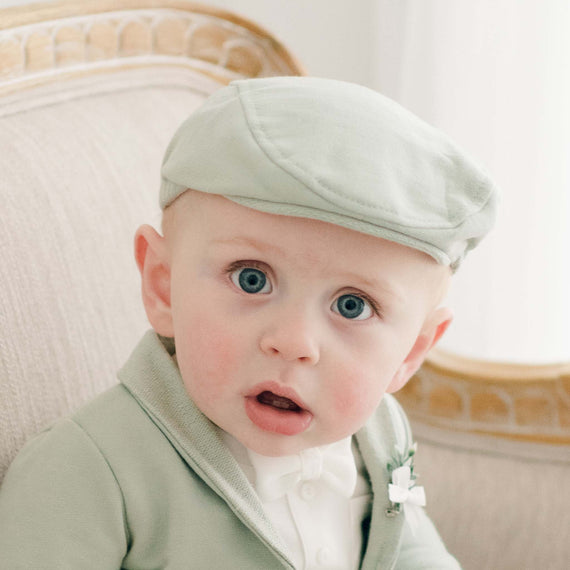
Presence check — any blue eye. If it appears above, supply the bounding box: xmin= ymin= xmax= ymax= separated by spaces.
xmin=332 ymin=294 xmax=373 ymax=320
xmin=230 ymin=267 xmax=272 ymax=294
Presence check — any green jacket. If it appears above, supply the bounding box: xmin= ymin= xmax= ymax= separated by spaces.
xmin=0 ymin=331 xmax=460 ymax=569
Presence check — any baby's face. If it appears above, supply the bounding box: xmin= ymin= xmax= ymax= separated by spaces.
xmin=159 ymin=192 xmax=449 ymax=457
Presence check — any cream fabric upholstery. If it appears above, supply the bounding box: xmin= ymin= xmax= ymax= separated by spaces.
xmin=411 ymin=425 xmax=570 ymax=570
xmin=0 ymin=69 xmax=217 ymax=479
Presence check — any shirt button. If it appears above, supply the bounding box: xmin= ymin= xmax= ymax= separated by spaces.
xmin=317 ymin=546 xmax=332 ymax=565
xmin=299 ymin=481 xmax=317 ymax=501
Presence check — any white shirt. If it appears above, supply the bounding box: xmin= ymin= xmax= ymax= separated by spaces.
xmin=223 ymin=433 xmax=372 ymax=569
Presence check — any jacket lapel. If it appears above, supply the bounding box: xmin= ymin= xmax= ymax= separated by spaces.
xmin=356 ymin=396 xmax=405 ymax=570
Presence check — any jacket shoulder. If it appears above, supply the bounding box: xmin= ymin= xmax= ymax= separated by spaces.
xmin=0 ymin=407 xmax=129 ymax=567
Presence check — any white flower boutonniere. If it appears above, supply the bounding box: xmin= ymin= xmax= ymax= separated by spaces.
xmin=386 ymin=442 xmax=426 ymax=535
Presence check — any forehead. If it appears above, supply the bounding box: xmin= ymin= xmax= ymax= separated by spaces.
xmin=168 ymin=191 xmax=419 ymax=259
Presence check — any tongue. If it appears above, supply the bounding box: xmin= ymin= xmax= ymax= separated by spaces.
xmin=257 ymin=391 xmax=302 ymax=412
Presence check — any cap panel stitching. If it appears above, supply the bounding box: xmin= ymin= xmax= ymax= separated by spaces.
xmin=235 ymin=80 xmax=488 ymax=230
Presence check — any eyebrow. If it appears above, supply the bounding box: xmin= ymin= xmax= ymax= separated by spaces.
xmin=210 ymin=236 xmax=404 ymax=302
xmin=209 ymin=236 xmax=288 ymax=257
xmin=336 ymin=270 xmax=404 ymax=303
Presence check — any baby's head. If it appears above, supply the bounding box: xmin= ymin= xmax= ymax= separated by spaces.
xmin=135 ymin=77 xmax=498 ymax=456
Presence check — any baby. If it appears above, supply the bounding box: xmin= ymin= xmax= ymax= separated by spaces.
xmin=0 ymin=77 xmax=497 ymax=569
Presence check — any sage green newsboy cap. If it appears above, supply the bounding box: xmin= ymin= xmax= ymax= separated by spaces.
xmin=160 ymin=76 xmax=498 ymax=270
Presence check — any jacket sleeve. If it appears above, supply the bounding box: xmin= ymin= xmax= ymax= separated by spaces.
xmin=387 ymin=397 xmax=462 ymax=569
xmin=0 ymin=419 xmax=128 ymax=569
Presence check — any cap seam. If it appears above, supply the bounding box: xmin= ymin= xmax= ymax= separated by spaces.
xmin=236 ymin=81 xmax=477 ymax=229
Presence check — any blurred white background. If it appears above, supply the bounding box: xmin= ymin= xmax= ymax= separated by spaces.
xmin=2 ymin=0 xmax=569 ymax=364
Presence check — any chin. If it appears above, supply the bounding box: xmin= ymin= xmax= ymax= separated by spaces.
xmin=242 ymin=434 xmax=312 ymax=458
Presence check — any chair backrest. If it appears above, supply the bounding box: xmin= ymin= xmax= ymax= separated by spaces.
xmin=397 ymin=351 xmax=570 ymax=569
xmin=0 ymin=0 xmax=303 ymax=482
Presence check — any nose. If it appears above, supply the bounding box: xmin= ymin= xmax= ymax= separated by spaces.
xmin=259 ymin=306 xmax=320 ymax=365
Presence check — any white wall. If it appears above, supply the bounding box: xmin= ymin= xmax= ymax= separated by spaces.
xmin=373 ymin=0 xmax=570 ymax=363
xmin=201 ymin=0 xmax=377 ymax=87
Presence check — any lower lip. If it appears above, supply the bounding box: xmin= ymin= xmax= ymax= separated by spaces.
xmin=245 ymin=397 xmax=313 ymax=436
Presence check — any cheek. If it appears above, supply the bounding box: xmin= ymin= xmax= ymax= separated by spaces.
xmin=328 ymin=346 xmax=400 ymax=425
xmin=332 ymin=376 xmax=384 ymax=419
xmin=176 ymin=310 xmax=241 ymax=393
xmin=330 ymin=364 xmax=387 ymax=426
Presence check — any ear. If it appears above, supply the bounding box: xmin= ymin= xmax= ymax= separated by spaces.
xmin=386 ymin=307 xmax=453 ymax=394
xmin=134 ymin=224 xmax=174 ymax=337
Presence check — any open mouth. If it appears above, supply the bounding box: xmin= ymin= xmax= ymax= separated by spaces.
xmin=245 ymin=383 xmax=313 ymax=436
xmin=256 ymin=391 xmax=303 ymax=412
